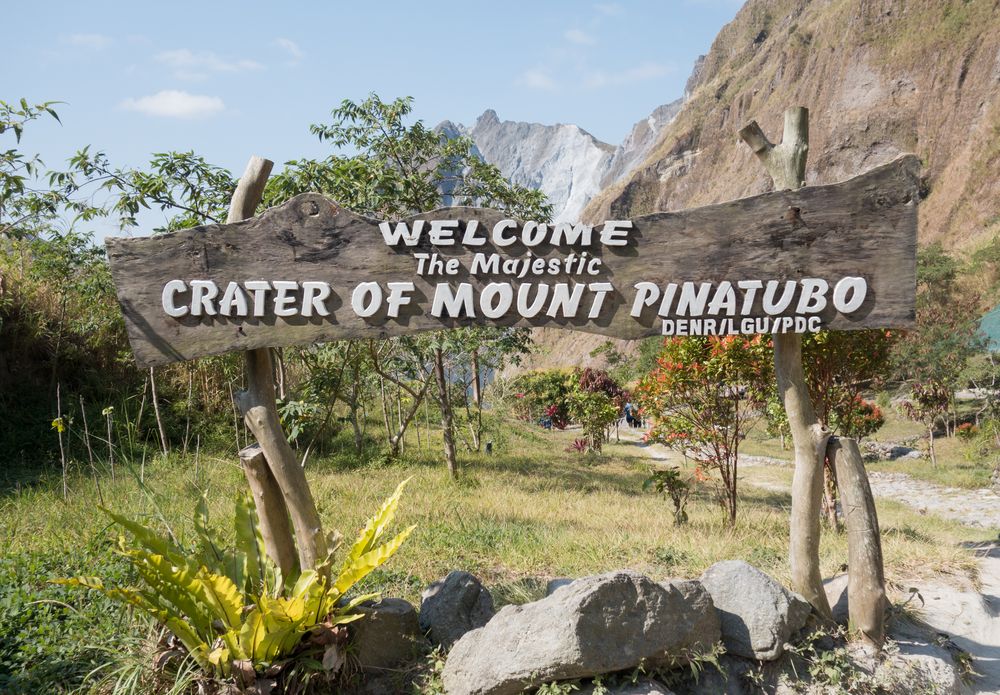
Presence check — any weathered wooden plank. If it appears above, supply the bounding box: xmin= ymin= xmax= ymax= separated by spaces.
xmin=106 ymin=154 xmax=919 ymax=367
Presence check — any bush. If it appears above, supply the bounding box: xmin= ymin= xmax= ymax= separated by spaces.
xmin=508 ymin=369 xmax=575 ymax=427
xmin=56 ymin=481 xmax=415 ymax=684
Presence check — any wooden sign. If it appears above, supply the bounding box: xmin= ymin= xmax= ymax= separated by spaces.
xmin=106 ymin=155 xmax=919 ymax=368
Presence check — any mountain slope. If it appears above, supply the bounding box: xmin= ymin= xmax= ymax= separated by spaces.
xmin=528 ymin=0 xmax=1000 ymax=373
xmin=439 ymin=100 xmax=682 ymax=223
xmin=584 ymin=0 xmax=1000 ymax=254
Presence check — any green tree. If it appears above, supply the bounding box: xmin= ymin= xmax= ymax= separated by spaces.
xmin=637 ymin=336 xmax=773 ymax=526
xmin=893 ymin=243 xmax=986 ymax=436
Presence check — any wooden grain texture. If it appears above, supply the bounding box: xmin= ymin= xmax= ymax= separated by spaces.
xmin=238 ymin=443 xmax=298 ymax=579
xmin=106 ymin=155 xmax=919 ymax=368
xmin=742 ymin=106 xmax=833 ymax=620
xmin=829 ymin=437 xmax=888 ymax=646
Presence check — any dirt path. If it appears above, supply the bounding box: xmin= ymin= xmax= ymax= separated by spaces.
xmin=918 ymin=542 xmax=1000 ymax=695
xmin=618 ymin=431 xmax=1000 ymax=693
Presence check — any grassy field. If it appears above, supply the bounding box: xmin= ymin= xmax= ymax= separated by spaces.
xmin=0 ymin=416 xmax=990 ymax=692
xmin=738 ymin=406 xmax=996 ymax=490
xmin=0 ymin=416 xmax=993 ymax=692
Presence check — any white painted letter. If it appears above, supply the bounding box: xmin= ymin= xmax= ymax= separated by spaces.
xmin=244 ymin=281 xmax=271 ymax=317
xmin=162 ymin=279 xmax=189 ymax=317
xmin=429 ymin=220 xmax=458 ymax=245
xmin=189 ymin=280 xmax=219 ymax=317
xmin=301 ymin=281 xmax=331 ymax=317
xmin=219 ymin=281 xmax=249 ymax=317
xmin=431 ymin=283 xmax=475 ymax=317
xmin=492 ymin=219 xmax=519 ymax=247
xmin=272 ymin=281 xmax=299 ymax=317
xmin=762 ymin=280 xmax=796 ymax=315
xmin=351 ymin=282 xmax=382 ymax=318
xmin=631 ymin=282 xmax=660 ymax=317
xmin=378 ymin=220 xmax=423 ymax=246
xmin=796 ymin=278 xmax=828 ymax=313
xmin=386 ymin=282 xmax=415 ymax=318
xmin=599 ymin=220 xmax=632 ymax=246
xmin=833 ymin=276 xmax=867 ymax=313
xmin=588 ymin=282 xmax=614 ymax=319
xmin=480 ymin=282 xmax=514 ymax=318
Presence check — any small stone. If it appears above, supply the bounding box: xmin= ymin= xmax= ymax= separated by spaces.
xmin=419 ymin=571 xmax=495 ymax=648
xmin=577 ymin=681 xmax=676 ymax=694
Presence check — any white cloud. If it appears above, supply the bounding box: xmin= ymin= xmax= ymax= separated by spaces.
xmin=67 ymin=33 xmax=112 ymax=50
xmin=564 ymin=29 xmax=596 ymax=46
xmin=155 ymin=49 xmax=262 ymax=80
xmin=584 ymin=61 xmax=672 ymax=88
xmin=274 ymin=37 xmax=304 ymax=64
xmin=594 ymin=3 xmax=623 ymax=15
xmin=517 ymin=68 xmax=557 ymax=90
xmin=119 ymin=90 xmax=225 ymax=119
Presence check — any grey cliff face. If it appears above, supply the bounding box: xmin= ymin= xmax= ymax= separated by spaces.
xmin=435 ymin=97 xmax=684 ymax=222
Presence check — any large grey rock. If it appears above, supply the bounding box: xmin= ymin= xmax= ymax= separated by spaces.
xmin=442 ymin=570 xmax=721 ymax=695
xmin=419 ymin=571 xmax=494 ymax=648
xmin=823 ymin=574 xmax=850 ymax=625
xmin=546 ymin=577 xmax=574 ymax=595
xmin=350 ymin=598 xmax=425 ymax=671
xmin=699 ymin=560 xmax=812 ymax=660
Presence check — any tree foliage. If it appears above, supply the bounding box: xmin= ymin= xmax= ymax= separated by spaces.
xmin=637 ymin=336 xmax=773 ymax=526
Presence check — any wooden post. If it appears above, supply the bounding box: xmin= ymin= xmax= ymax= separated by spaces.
xmin=149 ymin=367 xmax=169 ymax=456
xmin=226 ymin=156 xmax=329 ymax=574
xmin=433 ymin=346 xmax=458 ymax=478
xmin=239 ymin=444 xmax=298 ymax=580
xmin=829 ymin=437 xmax=887 ymax=647
xmin=739 ymin=107 xmax=833 ymax=619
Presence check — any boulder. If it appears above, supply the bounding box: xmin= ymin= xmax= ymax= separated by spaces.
xmin=350 ymin=598 xmax=425 ymax=671
xmin=546 ymin=577 xmax=574 ymax=595
xmin=442 ymin=570 xmax=721 ymax=695
xmin=699 ymin=560 xmax=811 ymax=660
xmin=822 ymin=574 xmax=850 ymax=625
xmin=419 ymin=571 xmax=494 ymax=648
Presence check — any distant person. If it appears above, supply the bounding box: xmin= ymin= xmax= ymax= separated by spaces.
xmin=624 ymin=402 xmax=641 ymax=428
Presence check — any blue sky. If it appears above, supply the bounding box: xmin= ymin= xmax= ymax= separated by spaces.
xmin=6 ymin=0 xmax=742 ymax=233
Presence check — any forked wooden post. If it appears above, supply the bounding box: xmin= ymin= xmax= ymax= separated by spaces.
xmin=739 ymin=108 xmax=833 ymax=619
xmin=239 ymin=443 xmax=298 ymax=578
xmin=226 ymin=156 xmax=329 ymax=575
xmin=829 ymin=437 xmax=887 ymax=647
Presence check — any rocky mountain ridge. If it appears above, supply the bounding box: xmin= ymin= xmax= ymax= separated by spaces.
xmin=438 ymin=98 xmax=682 ymax=223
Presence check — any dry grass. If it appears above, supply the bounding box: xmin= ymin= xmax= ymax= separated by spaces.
xmin=0 ymin=419 xmax=989 ymax=609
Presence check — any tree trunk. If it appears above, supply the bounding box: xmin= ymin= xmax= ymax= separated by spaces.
xmin=434 ymin=347 xmax=458 ymax=478
xmin=349 ymin=363 xmax=363 ymax=453
xmin=829 ymin=437 xmax=887 ymax=647
xmin=149 ymin=367 xmax=169 ymax=456
xmin=239 ymin=444 xmax=298 ymax=580
xmin=471 ymin=349 xmax=482 ymax=409
xmin=274 ymin=347 xmax=287 ymax=400
xmin=389 ymin=378 xmax=431 ymax=458
xmin=79 ymin=395 xmax=103 ymax=506
xmin=823 ymin=462 xmax=841 ymax=530
xmin=379 ymin=375 xmax=393 ymax=442
xmin=105 ymin=410 xmax=115 ymax=483
xmin=56 ymin=383 xmax=67 ymax=500
xmin=928 ymin=424 xmax=937 ymax=467
xmin=228 ymin=156 xmax=328 ymax=575
xmin=739 ymin=107 xmax=833 ymax=619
